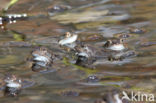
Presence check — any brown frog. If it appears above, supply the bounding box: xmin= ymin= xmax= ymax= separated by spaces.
xmin=4 ymin=74 xmax=22 ymax=97
xmin=28 ymin=47 xmax=55 ymax=72
xmin=103 ymin=39 xmax=126 ymax=51
xmin=114 ymin=33 xmax=131 ymax=39
xmin=73 ymin=43 xmax=102 ymax=68
xmin=102 ymin=38 xmax=137 ymax=63
xmin=59 ymin=32 xmax=78 ymax=48
xmin=129 ymin=27 xmax=146 ymax=34
xmin=95 ymin=90 xmax=130 ymax=103
xmin=2 ymin=74 xmax=35 ymax=97
xmin=48 ymin=5 xmax=71 ymax=16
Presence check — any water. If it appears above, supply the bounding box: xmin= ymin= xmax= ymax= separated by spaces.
xmin=0 ymin=0 xmax=156 ymax=102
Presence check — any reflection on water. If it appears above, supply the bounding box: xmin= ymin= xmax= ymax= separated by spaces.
xmin=0 ymin=0 xmax=156 ymax=102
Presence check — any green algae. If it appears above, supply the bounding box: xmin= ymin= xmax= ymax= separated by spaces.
xmin=13 ymin=33 xmax=24 ymax=41
xmin=5 ymin=0 xmax=19 ymax=11
xmin=63 ymin=57 xmax=97 ymax=76
xmin=0 ymin=55 xmax=18 ymax=65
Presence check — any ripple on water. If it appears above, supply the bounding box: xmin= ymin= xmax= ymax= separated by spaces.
xmin=0 ymin=0 xmax=156 ymax=102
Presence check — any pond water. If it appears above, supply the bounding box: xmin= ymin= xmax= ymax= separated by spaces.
xmin=0 ymin=0 xmax=156 ymax=103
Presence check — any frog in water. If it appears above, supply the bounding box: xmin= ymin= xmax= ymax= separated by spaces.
xmin=2 ymin=74 xmax=35 ymax=97
xmin=114 ymin=33 xmax=131 ymax=39
xmin=102 ymin=38 xmax=137 ymax=63
xmin=4 ymin=74 xmax=22 ymax=97
xmin=95 ymin=93 xmax=124 ymax=103
xmin=29 ymin=47 xmax=55 ymax=72
xmin=103 ymin=39 xmax=125 ymax=51
xmin=59 ymin=32 xmax=78 ymax=49
xmin=48 ymin=5 xmax=71 ymax=16
xmin=129 ymin=27 xmax=146 ymax=34
xmin=73 ymin=43 xmax=103 ymax=68
xmin=113 ymin=32 xmax=139 ymax=41
xmin=95 ymin=89 xmax=131 ymax=103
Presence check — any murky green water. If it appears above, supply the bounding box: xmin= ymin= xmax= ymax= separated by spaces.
xmin=0 ymin=0 xmax=156 ymax=103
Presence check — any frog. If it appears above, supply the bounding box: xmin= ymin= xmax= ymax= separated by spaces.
xmin=95 ymin=93 xmax=123 ymax=103
xmin=48 ymin=5 xmax=71 ymax=16
xmin=86 ymin=75 xmax=99 ymax=83
xmin=73 ymin=43 xmax=103 ymax=68
xmin=129 ymin=27 xmax=146 ymax=34
xmin=94 ymin=90 xmax=129 ymax=103
xmin=99 ymin=38 xmax=136 ymax=64
xmin=28 ymin=47 xmax=55 ymax=72
xmin=103 ymin=39 xmax=125 ymax=51
xmin=2 ymin=74 xmax=35 ymax=97
xmin=59 ymin=32 xmax=78 ymax=48
xmin=113 ymin=32 xmax=139 ymax=41
xmin=4 ymin=74 xmax=22 ymax=97
xmin=114 ymin=33 xmax=131 ymax=39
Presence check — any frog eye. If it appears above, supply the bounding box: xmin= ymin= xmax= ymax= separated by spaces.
xmin=66 ymin=32 xmax=71 ymax=37
xmin=108 ymin=40 xmax=112 ymax=44
xmin=120 ymin=39 xmax=124 ymax=43
xmin=104 ymin=40 xmax=112 ymax=47
xmin=41 ymin=47 xmax=47 ymax=51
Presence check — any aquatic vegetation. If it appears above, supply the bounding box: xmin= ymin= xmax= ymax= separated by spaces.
xmin=63 ymin=57 xmax=97 ymax=76
xmin=0 ymin=55 xmax=18 ymax=65
xmin=4 ymin=0 xmax=19 ymax=11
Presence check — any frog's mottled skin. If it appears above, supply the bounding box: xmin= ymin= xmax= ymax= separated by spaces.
xmin=4 ymin=75 xmax=22 ymax=97
xmin=29 ymin=47 xmax=55 ymax=72
xmin=48 ymin=5 xmax=71 ymax=16
xmin=32 ymin=47 xmax=53 ymax=63
xmin=74 ymin=44 xmax=102 ymax=68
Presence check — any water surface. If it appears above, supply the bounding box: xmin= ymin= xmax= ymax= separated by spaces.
xmin=0 ymin=0 xmax=156 ymax=102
